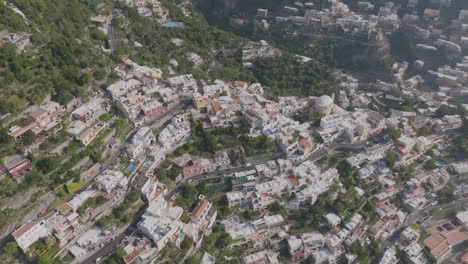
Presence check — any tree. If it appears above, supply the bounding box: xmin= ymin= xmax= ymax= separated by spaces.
xmin=196 ymin=182 xmax=208 ymax=195
xmin=267 ymin=201 xmax=282 ymax=213
xmin=313 ymin=133 xmax=324 ymax=144
xmin=0 ymin=127 xmax=11 ymax=144
xmin=216 ymin=232 xmax=232 ymax=248
xmin=3 ymin=241 xmax=18 ymax=255
xmin=36 ymin=156 xmax=59 ymax=173
xmin=335 ymin=201 xmax=346 ymax=216
xmin=0 ymin=178 xmax=19 ymax=197
xmin=36 ymin=254 xmax=53 ymax=264
xmin=175 ymin=184 xmax=198 ymax=207
xmin=99 ymin=113 xmax=111 ymax=121
xmin=384 ymin=151 xmax=398 ymax=168
xmin=25 ymin=171 xmax=46 ymax=186
xmin=21 ymin=130 xmax=36 ymax=145
xmin=93 ymin=69 xmax=106 ymax=80
xmin=387 ymin=127 xmax=401 ymax=140
xmin=186 ymin=256 xmax=198 ymax=264
xmin=181 ymin=237 xmax=193 ymax=252
xmin=424 ymin=159 xmax=437 ymax=170
xmin=337 ymin=161 xmax=355 ymax=187
xmin=436 ymin=187 xmax=456 ymax=204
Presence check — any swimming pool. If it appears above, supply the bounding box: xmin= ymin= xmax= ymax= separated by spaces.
xmin=127 ymin=163 xmax=137 ymax=171
xmin=163 ymin=22 xmax=184 ymax=27
xmin=436 ymin=161 xmax=445 ymax=167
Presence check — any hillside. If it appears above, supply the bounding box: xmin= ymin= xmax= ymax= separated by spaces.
xmin=0 ymin=0 xmax=115 ymax=114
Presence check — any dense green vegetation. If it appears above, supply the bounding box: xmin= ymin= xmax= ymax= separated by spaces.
xmin=97 ymin=189 xmax=142 ymax=228
xmin=196 ymin=0 xmax=396 ymax=82
xmin=155 ymin=159 xmax=183 ymax=183
xmin=172 ymin=122 xmax=275 ymax=158
xmin=0 ymin=0 xmax=113 ymax=113
xmin=175 ymin=184 xmax=199 ymax=208
xmin=252 ymin=55 xmax=339 ymax=97
xmin=77 ymin=195 xmax=108 ymax=214
xmin=387 ymin=127 xmax=402 ymax=140
xmin=115 ymin=0 xmax=245 ymax=79
xmin=384 ymin=151 xmax=398 ymax=168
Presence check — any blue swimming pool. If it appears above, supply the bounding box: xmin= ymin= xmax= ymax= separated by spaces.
xmin=163 ymin=22 xmax=184 ymax=27
xmin=128 ymin=163 xmax=137 ymax=171
xmin=436 ymin=161 xmax=445 ymax=167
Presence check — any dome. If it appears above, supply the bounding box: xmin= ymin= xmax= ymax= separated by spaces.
xmin=316 ymin=95 xmax=333 ymax=107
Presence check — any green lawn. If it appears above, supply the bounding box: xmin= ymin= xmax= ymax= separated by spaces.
xmin=48 ymin=181 xmax=86 ymax=210
xmin=65 ymin=181 xmax=86 ymax=194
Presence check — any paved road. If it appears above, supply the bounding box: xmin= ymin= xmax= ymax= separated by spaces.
xmin=80 ymin=131 xmax=369 ymax=263
xmin=42 ymin=101 xmax=189 ymax=219
xmin=164 ymin=151 xmax=286 ymax=200
xmin=77 ymin=104 xmax=189 ymax=264
xmin=163 ymin=141 xmax=367 ymax=200
xmin=80 ymin=226 xmax=138 ymax=264
xmin=404 ymin=197 xmax=468 ymax=226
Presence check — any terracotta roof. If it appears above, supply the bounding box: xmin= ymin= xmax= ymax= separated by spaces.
xmin=234 ymin=81 xmax=248 ymax=87
xmin=12 ymin=222 xmax=35 ymax=238
xmin=57 ymin=202 xmax=73 ymax=215
xmin=424 ymin=224 xmax=468 ymax=260
xmin=191 ymin=200 xmax=209 ymax=220
xmin=123 ymin=246 xmax=145 ymax=263
xmin=212 ymin=102 xmax=222 ymax=112
xmin=288 ymin=176 xmax=300 ymax=186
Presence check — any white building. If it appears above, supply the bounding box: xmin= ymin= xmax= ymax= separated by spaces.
xmin=94 ymin=170 xmax=128 ymax=194
xmin=12 ymin=221 xmax=51 ymax=251
xmin=242 ymin=250 xmax=279 ymax=264
xmin=314 ymin=95 xmax=335 ymax=116
xmin=127 ymin=126 xmax=156 ymax=158
xmin=72 ymin=97 xmax=107 ymax=123
xmin=167 ymin=74 xmax=198 ymax=96
xmin=158 ymin=114 xmax=191 ymax=151
xmin=451 ymin=162 xmax=468 ymax=174
xmin=137 ymin=197 xmax=183 ymax=250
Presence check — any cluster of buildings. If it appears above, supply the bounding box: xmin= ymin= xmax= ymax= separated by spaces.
xmin=264 ymin=0 xmax=401 ymax=43
xmin=68 ymin=97 xmax=109 ymax=146
xmin=287 ymin=213 xmax=368 ymax=264
xmin=316 ymin=109 xmax=386 ymax=144
xmin=8 ymin=100 xmax=64 ymax=144
xmin=121 ymin=0 xmax=168 ymax=22
xmin=226 ymin=159 xmax=339 ymax=212
xmin=172 ymin=150 xmax=231 ymax=177
xmin=126 ymin=126 xmax=156 ymax=159
xmin=0 ymin=154 xmax=32 ymax=182
xmin=396 ymin=226 xmax=427 ymax=264
xmin=423 ymin=211 xmax=468 ymax=263
xmin=124 ymin=112 xmax=192 ymax=179
xmin=137 ymin=195 xmax=216 ymax=256
xmin=11 ymin=168 xmax=130 ymax=256
xmin=241 ymin=40 xmax=282 ymax=66
xmin=222 ymin=214 xmax=286 ymax=249
xmin=12 ymin=188 xmax=95 ymax=254
xmin=107 ymin=60 xmax=169 ymax=125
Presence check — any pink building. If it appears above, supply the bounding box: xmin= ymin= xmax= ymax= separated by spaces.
xmin=173 ymin=154 xmax=203 ymax=177
xmin=0 ymin=155 xmax=32 ymax=181
xmin=142 ymin=101 xmax=164 ymax=117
